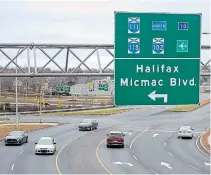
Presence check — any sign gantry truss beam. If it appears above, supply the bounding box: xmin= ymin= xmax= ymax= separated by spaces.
xmin=0 ymin=43 xmax=210 ymax=77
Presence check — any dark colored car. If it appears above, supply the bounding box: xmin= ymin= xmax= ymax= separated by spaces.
xmin=106 ymin=131 xmax=125 ymax=148
xmin=4 ymin=131 xmax=28 ymax=146
xmin=78 ymin=119 xmax=98 ymax=131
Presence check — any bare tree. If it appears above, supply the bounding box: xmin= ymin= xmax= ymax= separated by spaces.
xmin=2 ymin=77 xmax=15 ymax=92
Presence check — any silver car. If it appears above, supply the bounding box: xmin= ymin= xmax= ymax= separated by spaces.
xmin=178 ymin=126 xmax=194 ymax=139
xmin=35 ymin=137 xmax=56 ymax=155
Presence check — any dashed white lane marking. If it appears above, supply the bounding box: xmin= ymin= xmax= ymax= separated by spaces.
xmin=19 ymin=150 xmax=24 ymax=155
xmin=11 ymin=164 xmax=14 ymax=170
xmin=150 ymin=169 xmax=159 ymax=174
xmin=164 ymin=142 xmax=166 ymax=146
xmin=189 ymin=165 xmax=201 ymax=171
xmin=168 ymin=134 xmax=172 ymax=138
xmin=133 ymin=155 xmax=138 ymax=161
xmin=168 ymin=152 xmax=173 ymax=157
xmin=130 ymin=129 xmax=148 ymax=149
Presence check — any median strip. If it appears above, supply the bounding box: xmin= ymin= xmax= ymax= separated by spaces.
xmin=168 ymin=99 xmax=210 ymax=112
xmin=200 ymin=129 xmax=211 ymax=153
xmin=36 ymin=108 xmax=137 ymax=116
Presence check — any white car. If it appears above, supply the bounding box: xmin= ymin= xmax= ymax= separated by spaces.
xmin=35 ymin=137 xmax=56 ymax=155
xmin=178 ymin=126 xmax=194 ymax=139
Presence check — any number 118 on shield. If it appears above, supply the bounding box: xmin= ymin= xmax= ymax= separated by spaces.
xmin=128 ymin=38 xmax=140 ymax=54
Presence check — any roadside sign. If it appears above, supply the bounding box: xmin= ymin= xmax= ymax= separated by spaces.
xmin=114 ymin=12 xmax=201 ymax=105
xmin=57 ymin=101 xmax=62 ymax=108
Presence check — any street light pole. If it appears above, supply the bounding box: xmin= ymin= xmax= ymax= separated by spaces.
xmin=15 ymin=53 xmax=18 ymax=128
xmin=16 ymin=48 xmax=21 ymax=129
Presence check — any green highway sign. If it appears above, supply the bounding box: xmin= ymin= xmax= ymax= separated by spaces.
xmin=114 ymin=12 xmax=201 ymax=105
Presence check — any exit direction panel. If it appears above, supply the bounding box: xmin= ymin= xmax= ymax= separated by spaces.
xmin=114 ymin=12 xmax=201 ymax=105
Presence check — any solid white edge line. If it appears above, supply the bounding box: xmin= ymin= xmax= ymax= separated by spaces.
xmin=11 ymin=164 xmax=14 ymax=170
xmin=150 ymin=169 xmax=159 ymax=174
xmin=189 ymin=164 xmax=201 ymax=171
xmin=133 ymin=155 xmax=138 ymax=161
xmin=130 ymin=129 xmax=148 ymax=149
xmin=168 ymin=152 xmax=173 ymax=157
xmin=19 ymin=150 xmax=24 ymax=155
xmin=195 ymin=129 xmax=210 ymax=157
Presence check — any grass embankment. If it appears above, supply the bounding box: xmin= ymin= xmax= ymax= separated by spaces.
xmin=0 ymin=122 xmax=59 ymax=140
xmin=200 ymin=129 xmax=211 ymax=153
xmin=0 ymin=96 xmax=113 ymax=105
xmin=0 ymin=117 xmax=10 ymax=121
xmin=0 ymin=97 xmax=36 ymax=103
xmin=33 ymin=108 xmax=136 ymax=116
xmin=168 ymin=99 xmax=210 ymax=112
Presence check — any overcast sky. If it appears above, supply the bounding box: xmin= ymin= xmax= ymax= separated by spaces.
xmin=0 ymin=0 xmax=210 ymax=70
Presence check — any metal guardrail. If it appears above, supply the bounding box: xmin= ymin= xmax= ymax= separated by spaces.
xmin=0 ymin=105 xmax=115 ymax=116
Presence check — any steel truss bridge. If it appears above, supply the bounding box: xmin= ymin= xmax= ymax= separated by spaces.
xmin=0 ymin=43 xmax=210 ymax=78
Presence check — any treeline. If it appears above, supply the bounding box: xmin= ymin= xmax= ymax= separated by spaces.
xmin=0 ymin=66 xmax=114 ymax=92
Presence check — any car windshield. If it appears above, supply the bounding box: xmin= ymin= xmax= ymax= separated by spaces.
xmin=38 ymin=138 xmax=53 ymax=145
xmin=8 ymin=131 xmax=23 ymax=136
xmin=109 ymin=133 xmax=121 ymax=138
xmin=81 ymin=119 xmax=91 ymax=123
xmin=180 ymin=126 xmax=190 ymax=131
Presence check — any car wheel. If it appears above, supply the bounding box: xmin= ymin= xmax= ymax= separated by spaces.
xmin=5 ymin=144 xmax=8 ymax=146
xmin=122 ymin=144 xmax=124 ymax=148
xmin=178 ymin=136 xmax=180 ymax=139
xmin=107 ymin=144 xmax=110 ymax=148
xmin=90 ymin=127 xmax=92 ymax=131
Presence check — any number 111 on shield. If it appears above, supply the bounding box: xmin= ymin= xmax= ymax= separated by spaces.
xmin=128 ymin=17 xmax=140 ymax=34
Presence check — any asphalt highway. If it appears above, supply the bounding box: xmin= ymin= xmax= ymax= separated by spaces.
xmin=0 ymin=93 xmax=210 ymax=174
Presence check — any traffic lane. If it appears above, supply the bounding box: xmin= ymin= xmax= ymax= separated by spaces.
xmin=0 ymin=141 xmax=27 ymax=174
xmin=166 ymin=131 xmax=210 ymax=174
xmin=120 ymin=104 xmax=210 ymax=131
xmin=131 ymin=131 xmax=200 ymax=174
xmin=56 ymin=127 xmax=114 ymax=174
xmin=0 ymin=124 xmax=84 ymax=174
xmin=97 ymin=128 xmax=151 ymax=174
xmin=5 ymin=107 xmax=170 ymax=130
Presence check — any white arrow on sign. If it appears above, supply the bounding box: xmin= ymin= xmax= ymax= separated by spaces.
xmin=161 ymin=162 xmax=172 ymax=169
xmin=153 ymin=133 xmax=159 ymax=138
xmin=204 ymin=162 xmax=210 ymax=166
xmin=148 ymin=90 xmax=168 ymax=103
xmin=113 ymin=161 xmax=134 ymax=167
